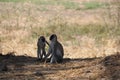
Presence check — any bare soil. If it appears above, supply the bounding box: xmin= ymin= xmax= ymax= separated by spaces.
xmin=0 ymin=52 xmax=120 ymax=80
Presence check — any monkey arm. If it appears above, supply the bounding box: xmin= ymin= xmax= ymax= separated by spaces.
xmin=45 ymin=41 xmax=50 ymax=46
xmin=37 ymin=46 xmax=41 ymax=59
xmin=44 ymin=41 xmax=51 ymax=59
xmin=44 ymin=47 xmax=52 ymax=60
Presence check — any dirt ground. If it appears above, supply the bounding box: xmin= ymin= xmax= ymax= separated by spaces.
xmin=0 ymin=52 xmax=120 ymax=80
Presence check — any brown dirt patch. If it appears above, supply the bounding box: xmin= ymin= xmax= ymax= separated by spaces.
xmin=0 ymin=52 xmax=119 ymax=80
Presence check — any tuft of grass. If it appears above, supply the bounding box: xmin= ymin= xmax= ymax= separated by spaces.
xmin=83 ymin=1 xmax=105 ymax=10
xmin=31 ymin=0 xmax=55 ymax=5
xmin=59 ymin=1 xmax=79 ymax=9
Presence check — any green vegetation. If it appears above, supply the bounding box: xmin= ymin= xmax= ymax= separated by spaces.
xmin=0 ymin=0 xmax=107 ymax=10
xmin=33 ymin=0 xmax=79 ymax=9
xmin=58 ymin=1 xmax=79 ymax=9
xmin=83 ymin=1 xmax=105 ymax=10
xmin=0 ymin=0 xmax=80 ymax=10
xmin=0 ymin=0 xmax=25 ymax=2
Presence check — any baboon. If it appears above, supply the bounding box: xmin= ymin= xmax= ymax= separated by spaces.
xmin=45 ymin=34 xmax=64 ymax=63
xmin=37 ymin=36 xmax=49 ymax=61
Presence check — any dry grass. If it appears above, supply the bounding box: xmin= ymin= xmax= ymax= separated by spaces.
xmin=0 ymin=0 xmax=120 ymax=58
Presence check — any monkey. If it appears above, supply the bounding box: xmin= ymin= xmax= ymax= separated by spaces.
xmin=44 ymin=34 xmax=64 ymax=63
xmin=37 ymin=36 xmax=49 ymax=61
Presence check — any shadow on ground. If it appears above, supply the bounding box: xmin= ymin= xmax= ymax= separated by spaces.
xmin=101 ymin=52 xmax=120 ymax=80
xmin=0 ymin=52 xmax=120 ymax=80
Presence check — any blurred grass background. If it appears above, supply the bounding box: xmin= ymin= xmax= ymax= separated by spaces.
xmin=0 ymin=0 xmax=120 ymax=58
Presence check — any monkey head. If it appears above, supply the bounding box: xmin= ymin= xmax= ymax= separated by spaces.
xmin=39 ymin=36 xmax=46 ymax=42
xmin=49 ymin=34 xmax=57 ymax=42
